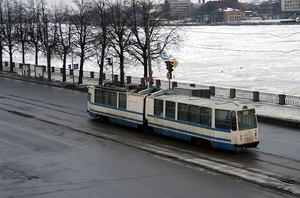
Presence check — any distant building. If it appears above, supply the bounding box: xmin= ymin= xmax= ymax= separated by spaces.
xmin=224 ymin=7 xmax=245 ymax=21
xmin=211 ymin=7 xmax=245 ymax=22
xmin=169 ymin=0 xmax=191 ymax=18
xmin=206 ymin=0 xmax=239 ymax=11
xmin=281 ymin=0 xmax=300 ymax=12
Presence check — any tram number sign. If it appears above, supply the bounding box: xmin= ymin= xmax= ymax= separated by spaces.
xmin=166 ymin=72 xmax=172 ymax=79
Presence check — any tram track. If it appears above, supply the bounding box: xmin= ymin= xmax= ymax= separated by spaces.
xmin=1 ymin=94 xmax=300 ymax=196
xmin=3 ymin=94 xmax=300 ymax=176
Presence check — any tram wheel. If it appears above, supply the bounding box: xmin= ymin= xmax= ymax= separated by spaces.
xmin=142 ymin=125 xmax=148 ymax=133
xmin=140 ymin=125 xmax=154 ymax=134
xmin=194 ymin=138 xmax=201 ymax=146
xmin=99 ymin=115 xmax=105 ymax=122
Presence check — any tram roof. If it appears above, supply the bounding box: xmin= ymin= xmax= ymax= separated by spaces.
xmin=154 ymin=93 xmax=251 ymax=111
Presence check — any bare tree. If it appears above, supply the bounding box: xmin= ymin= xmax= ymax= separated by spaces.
xmin=54 ymin=4 xmax=73 ymax=82
xmin=70 ymin=0 xmax=96 ymax=84
xmin=106 ymin=1 xmax=132 ymax=85
xmin=0 ymin=0 xmax=4 ymax=71
xmin=39 ymin=1 xmax=59 ymax=81
xmin=26 ymin=0 xmax=42 ymax=66
xmin=15 ymin=1 xmax=28 ymax=63
xmin=2 ymin=0 xmax=19 ymax=72
xmin=92 ymin=0 xmax=110 ymax=85
xmin=128 ymin=0 xmax=182 ymax=79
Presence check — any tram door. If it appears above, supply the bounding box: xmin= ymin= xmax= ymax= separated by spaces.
xmin=215 ymin=110 xmax=237 ymax=131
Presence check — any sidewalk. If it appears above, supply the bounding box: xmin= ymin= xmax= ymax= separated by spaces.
xmin=1 ymin=70 xmax=300 ymax=129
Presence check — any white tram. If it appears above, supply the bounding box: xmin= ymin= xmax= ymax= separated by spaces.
xmin=87 ymin=83 xmax=259 ymax=151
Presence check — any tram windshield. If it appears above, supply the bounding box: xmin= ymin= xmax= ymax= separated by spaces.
xmin=237 ymin=109 xmax=257 ymax=130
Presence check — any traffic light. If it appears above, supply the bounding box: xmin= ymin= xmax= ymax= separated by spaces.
xmin=165 ymin=61 xmax=170 ymax=71
xmin=169 ymin=61 xmax=174 ymax=72
xmin=165 ymin=61 xmax=174 ymax=73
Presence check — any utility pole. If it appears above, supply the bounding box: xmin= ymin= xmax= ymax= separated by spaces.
xmin=144 ymin=5 xmax=152 ymax=87
xmin=44 ymin=14 xmax=51 ymax=82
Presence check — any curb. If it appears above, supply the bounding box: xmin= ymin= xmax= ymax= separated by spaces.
xmin=257 ymin=115 xmax=300 ymax=129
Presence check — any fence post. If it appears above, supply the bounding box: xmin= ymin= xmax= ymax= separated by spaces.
xmin=101 ymin=73 xmax=106 ymax=80
xmin=230 ymin=88 xmax=236 ymax=98
xmin=156 ymin=79 xmax=161 ymax=87
xmin=210 ymin=86 xmax=215 ymax=96
xmin=51 ymin=67 xmax=55 ymax=72
xmin=279 ymin=94 xmax=286 ymax=105
xmin=90 ymin=71 xmax=94 ymax=78
xmin=113 ymin=74 xmax=118 ymax=81
xmin=127 ymin=76 xmax=131 ymax=84
xmin=172 ymin=81 xmax=178 ymax=89
xmin=253 ymin=91 xmax=259 ymax=102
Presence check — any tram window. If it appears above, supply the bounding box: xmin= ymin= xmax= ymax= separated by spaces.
xmin=238 ymin=110 xmax=257 ymax=130
xmin=95 ymin=89 xmax=102 ymax=104
xmin=102 ymin=90 xmax=110 ymax=105
xmin=231 ymin=111 xmax=237 ymax=131
xmin=188 ymin=105 xmax=200 ymax=124
xmin=154 ymin=99 xmax=163 ymax=116
xmin=119 ymin=93 xmax=127 ymax=109
xmin=200 ymin=107 xmax=212 ymax=126
xmin=215 ymin=109 xmax=231 ymax=130
xmin=165 ymin=101 xmax=175 ymax=119
xmin=178 ymin=103 xmax=188 ymax=122
xmin=109 ymin=92 xmax=117 ymax=107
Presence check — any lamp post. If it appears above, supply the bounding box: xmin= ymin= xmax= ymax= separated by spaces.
xmin=144 ymin=4 xmax=153 ymax=87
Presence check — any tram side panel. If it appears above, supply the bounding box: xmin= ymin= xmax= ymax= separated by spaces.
xmin=146 ymin=97 xmax=222 ymax=144
xmin=124 ymin=94 xmax=145 ymax=128
xmin=87 ymin=86 xmax=97 ymax=118
xmin=87 ymin=86 xmax=145 ymax=128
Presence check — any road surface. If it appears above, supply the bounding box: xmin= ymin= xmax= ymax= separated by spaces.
xmin=0 ymin=77 xmax=299 ymax=197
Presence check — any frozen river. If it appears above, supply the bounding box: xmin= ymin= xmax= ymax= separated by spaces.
xmin=9 ymin=24 xmax=300 ymax=96
xmin=145 ymin=25 xmax=299 ymax=96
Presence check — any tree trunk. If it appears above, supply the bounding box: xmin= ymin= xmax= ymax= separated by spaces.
xmin=9 ymin=46 xmax=13 ymax=72
xmin=0 ymin=41 xmax=2 ymax=71
xmin=78 ymin=57 xmax=84 ymax=84
xmin=120 ymin=54 xmax=125 ymax=85
xmin=22 ymin=42 xmax=25 ymax=63
xmin=35 ymin=45 xmax=38 ymax=66
xmin=62 ymin=52 xmax=67 ymax=82
xmin=47 ymin=47 xmax=51 ymax=82
xmin=143 ymin=54 xmax=147 ymax=78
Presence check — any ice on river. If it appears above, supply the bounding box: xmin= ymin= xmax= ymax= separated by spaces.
xmin=8 ymin=25 xmax=300 ymax=96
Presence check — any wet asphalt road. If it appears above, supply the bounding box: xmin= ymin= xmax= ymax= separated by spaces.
xmin=0 ymin=77 xmax=299 ymax=198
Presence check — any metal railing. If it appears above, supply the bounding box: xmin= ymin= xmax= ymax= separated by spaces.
xmin=2 ymin=62 xmax=300 ymax=107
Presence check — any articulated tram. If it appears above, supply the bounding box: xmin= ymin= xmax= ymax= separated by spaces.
xmin=87 ymin=83 xmax=259 ymax=151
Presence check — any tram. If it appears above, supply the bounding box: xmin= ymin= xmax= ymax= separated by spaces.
xmin=87 ymin=83 xmax=259 ymax=151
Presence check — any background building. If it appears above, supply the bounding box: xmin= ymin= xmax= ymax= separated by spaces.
xmin=211 ymin=7 xmax=244 ymax=22
xmin=281 ymin=0 xmax=300 ymax=12
xmin=169 ymin=0 xmax=191 ymax=18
